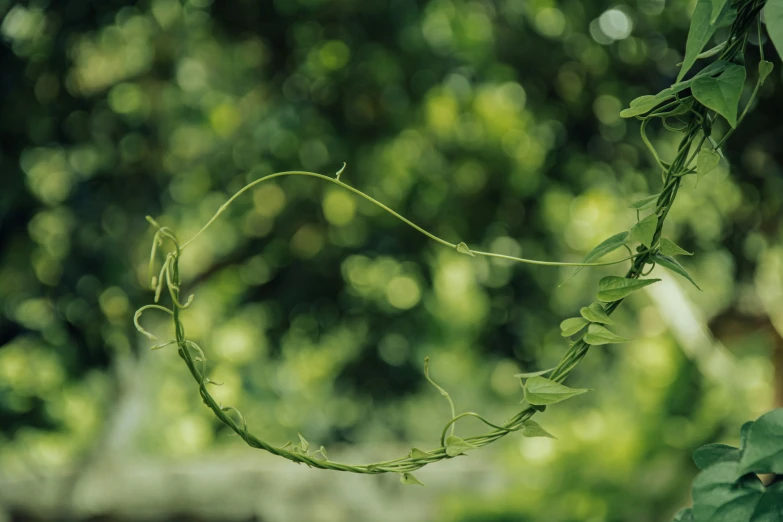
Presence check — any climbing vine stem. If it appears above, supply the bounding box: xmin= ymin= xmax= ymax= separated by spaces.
xmin=135 ymin=0 xmax=768 ymax=481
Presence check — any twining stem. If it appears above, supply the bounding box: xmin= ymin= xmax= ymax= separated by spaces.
xmin=135 ymin=0 xmax=764 ymax=477
xmin=180 ymin=170 xmax=640 ymax=268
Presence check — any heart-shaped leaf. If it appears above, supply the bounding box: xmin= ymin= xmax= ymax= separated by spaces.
xmin=692 ymin=64 xmax=746 ymax=128
xmin=583 ymin=324 xmax=630 ymax=345
xmin=560 ymin=317 xmax=589 ymax=337
xmin=660 ymin=238 xmax=693 ymax=257
xmin=697 ymin=149 xmax=721 ymax=184
xmin=409 ymin=447 xmax=431 ymax=459
xmin=569 ymin=232 xmax=630 ymax=279
xmin=693 ymin=443 xmax=740 ymax=470
xmin=445 ymin=435 xmax=476 ymax=457
xmin=652 ymin=254 xmax=701 ymax=290
xmin=521 ymin=419 xmax=556 ymax=439
xmin=739 ymin=409 xmax=783 ymax=475
xmin=580 ymin=302 xmax=615 ymax=325
xmin=630 ymin=213 xmax=659 ymax=248
xmin=692 ymin=461 xmax=767 ymax=522
xmin=596 ymin=276 xmax=661 ymax=302
xmin=621 ymin=90 xmax=674 ymax=118
xmin=524 ymin=376 xmax=589 ymax=406
xmin=679 ymin=0 xmax=719 ymax=81
xmin=629 ymin=194 xmax=660 ymax=210
xmin=400 ymin=472 xmax=425 ymax=486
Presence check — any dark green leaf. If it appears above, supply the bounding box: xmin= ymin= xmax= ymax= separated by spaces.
xmin=629 ymin=194 xmax=660 ymax=210
xmin=560 ymin=317 xmax=588 ymax=337
xmin=753 ymin=482 xmax=783 ymax=520
xmin=596 ymin=276 xmax=661 ymax=302
xmin=580 ymin=302 xmax=615 ymax=325
xmin=583 ymin=324 xmax=630 ymax=345
xmin=652 ymin=254 xmax=701 ymax=290
xmin=765 ymin=1 xmax=783 ymax=61
xmin=693 ymin=443 xmax=740 ymax=470
xmin=739 ymin=409 xmax=783 ymax=475
xmin=630 ymin=213 xmax=659 ymax=248
xmin=692 ymin=461 xmax=762 ymax=522
xmin=521 ymin=419 xmax=556 ymax=439
xmin=660 ymin=238 xmax=693 ymax=257
xmin=524 ymin=376 xmax=589 ymax=406
xmin=679 ymin=0 xmax=719 ymax=81
xmin=697 ymin=149 xmax=721 ymax=184
xmin=445 ymin=435 xmax=475 ymax=457
xmin=692 ymin=64 xmax=746 ymax=128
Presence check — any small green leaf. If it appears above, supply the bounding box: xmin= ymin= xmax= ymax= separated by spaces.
xmin=297 ymin=433 xmax=309 ymax=452
xmin=560 ymin=317 xmax=589 ymax=337
xmin=400 ymin=472 xmax=425 ymax=486
xmin=445 ymin=435 xmax=476 ymax=457
xmin=524 ymin=376 xmax=589 ymax=406
xmin=629 ymin=194 xmax=660 ymax=210
xmin=630 ymin=213 xmax=659 ymax=248
xmin=596 ymin=276 xmax=660 ymax=302
xmin=659 ymin=238 xmax=693 ymax=257
xmin=766 ymin=1 xmax=783 ymax=61
xmin=456 ymin=242 xmax=475 ymax=257
xmin=693 ymin=443 xmax=740 ymax=470
xmin=409 ymin=447 xmax=431 ymax=459
xmin=679 ymin=0 xmax=719 ymax=81
xmin=691 ymin=64 xmax=746 ymax=128
xmin=739 ymin=408 xmax=783 ymax=475
xmin=584 ymin=324 xmax=629 ymax=345
xmin=572 ymin=232 xmax=629 ymax=277
xmin=514 ymin=367 xmax=556 ymax=379
xmin=620 ymin=90 xmax=674 ymax=118
xmin=652 ymin=254 xmax=701 ymax=290
xmin=697 ymin=149 xmax=721 ymax=184
xmin=580 ymin=302 xmax=615 ymax=325
xmin=521 ymin=419 xmax=556 ymax=439
xmin=758 ymin=60 xmax=774 ymax=86
xmin=672 ymin=507 xmax=694 ymax=522
xmin=317 ymin=446 xmax=329 ymax=460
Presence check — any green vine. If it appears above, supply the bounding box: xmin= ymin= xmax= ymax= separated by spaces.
xmin=134 ymin=0 xmax=776 ymax=486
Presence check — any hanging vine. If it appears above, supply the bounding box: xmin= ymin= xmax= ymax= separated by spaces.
xmin=134 ymin=0 xmax=780 ymax=492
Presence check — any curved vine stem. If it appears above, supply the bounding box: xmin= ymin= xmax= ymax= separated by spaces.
xmin=134 ymin=0 xmax=765 ymax=479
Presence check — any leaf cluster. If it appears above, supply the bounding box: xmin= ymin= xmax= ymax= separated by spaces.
xmin=673 ymin=409 xmax=783 ymax=521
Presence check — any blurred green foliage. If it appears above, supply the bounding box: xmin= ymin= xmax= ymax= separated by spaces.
xmin=1 ymin=0 xmax=782 ymax=520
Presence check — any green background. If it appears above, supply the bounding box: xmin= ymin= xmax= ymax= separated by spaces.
xmin=1 ymin=0 xmax=782 ymax=520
